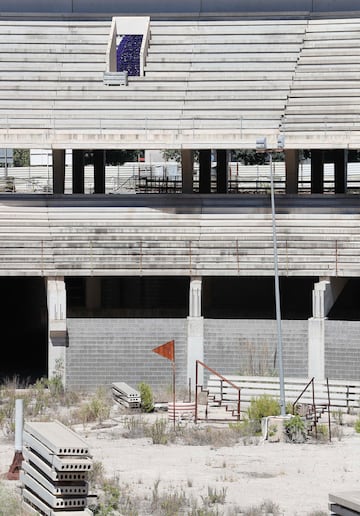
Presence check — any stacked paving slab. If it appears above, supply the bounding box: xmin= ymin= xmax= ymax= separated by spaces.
xmin=112 ymin=382 xmax=141 ymax=408
xmin=21 ymin=421 xmax=93 ymax=516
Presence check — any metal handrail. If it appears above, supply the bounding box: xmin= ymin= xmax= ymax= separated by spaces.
xmin=292 ymin=377 xmax=331 ymax=441
xmin=195 ymin=360 xmax=241 ymax=423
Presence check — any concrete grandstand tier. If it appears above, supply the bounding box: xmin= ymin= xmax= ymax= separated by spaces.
xmin=1 ymin=15 xmax=360 ymax=148
xmin=0 ymin=18 xmax=304 ymax=148
xmin=1 ymin=195 xmax=360 ymax=277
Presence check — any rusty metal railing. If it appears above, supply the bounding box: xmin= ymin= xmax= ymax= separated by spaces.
xmin=195 ymin=360 xmax=241 ymax=423
xmin=292 ymin=377 xmax=331 ymax=441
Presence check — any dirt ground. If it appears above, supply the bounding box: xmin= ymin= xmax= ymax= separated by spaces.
xmin=1 ymin=406 xmax=359 ymax=515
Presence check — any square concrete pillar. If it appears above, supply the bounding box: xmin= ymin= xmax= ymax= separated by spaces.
xmin=216 ymin=149 xmax=229 ymax=193
xmin=308 ymin=317 xmax=325 ymax=380
xmin=46 ymin=277 xmax=67 ymax=386
xmin=52 ymin=149 xmax=65 ymax=194
xmin=72 ymin=150 xmax=85 ymax=194
xmin=334 ymin=149 xmax=348 ymax=194
xmin=199 ymin=149 xmax=212 ymax=193
xmin=285 ymin=149 xmax=299 ymax=194
xmin=311 ymin=149 xmax=324 ymax=194
xmin=187 ymin=277 xmax=204 ymax=389
xmin=94 ymin=150 xmax=106 ymax=194
xmin=181 ymin=149 xmax=194 ymax=194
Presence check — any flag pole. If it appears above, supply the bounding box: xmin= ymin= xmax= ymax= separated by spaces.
xmin=151 ymin=340 xmax=176 ymax=428
xmin=172 ymin=360 xmax=176 ymax=430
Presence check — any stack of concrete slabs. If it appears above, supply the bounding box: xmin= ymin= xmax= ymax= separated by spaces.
xmin=21 ymin=421 xmax=93 ymax=515
xmin=112 ymin=382 xmax=141 ymax=408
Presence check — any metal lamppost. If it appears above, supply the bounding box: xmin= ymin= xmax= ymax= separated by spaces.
xmin=256 ymin=135 xmax=286 ymax=416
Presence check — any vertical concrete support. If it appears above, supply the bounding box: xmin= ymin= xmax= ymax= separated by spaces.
xmin=308 ymin=277 xmax=347 ymax=379
xmin=187 ymin=277 xmax=204 ymax=390
xmin=72 ymin=149 xmax=85 ymax=194
xmin=216 ymin=149 xmax=229 ymax=193
xmin=46 ymin=277 xmax=67 ymax=386
xmin=199 ymin=149 xmax=212 ymax=193
xmin=311 ymin=149 xmax=324 ymax=194
xmin=334 ymin=149 xmax=348 ymax=194
xmin=86 ymin=277 xmax=101 ymax=310
xmin=285 ymin=149 xmax=299 ymax=194
xmin=181 ymin=149 xmax=194 ymax=194
xmin=52 ymin=149 xmax=65 ymax=194
xmin=94 ymin=150 xmax=106 ymax=194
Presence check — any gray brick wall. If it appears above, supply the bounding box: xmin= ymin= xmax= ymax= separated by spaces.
xmin=66 ymin=317 xmax=360 ymax=392
xmin=325 ymin=321 xmax=360 ymax=381
xmin=204 ymin=320 xmax=308 ymax=378
xmin=66 ymin=318 xmax=187 ymax=392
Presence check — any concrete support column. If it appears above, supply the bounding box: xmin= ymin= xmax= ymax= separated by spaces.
xmin=285 ymin=149 xmax=299 ymax=194
xmin=216 ymin=149 xmax=229 ymax=193
xmin=308 ymin=277 xmax=347 ymax=379
xmin=187 ymin=276 xmax=204 ymax=391
xmin=94 ymin=150 xmax=106 ymax=194
xmin=52 ymin=149 xmax=65 ymax=194
xmin=46 ymin=277 xmax=67 ymax=386
xmin=199 ymin=149 xmax=212 ymax=193
xmin=334 ymin=149 xmax=348 ymax=194
xmin=72 ymin=149 xmax=85 ymax=194
xmin=181 ymin=149 xmax=194 ymax=194
xmin=311 ymin=149 xmax=324 ymax=194
xmin=86 ymin=277 xmax=102 ymax=310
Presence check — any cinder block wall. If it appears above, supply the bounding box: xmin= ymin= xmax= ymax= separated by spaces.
xmin=66 ymin=318 xmax=187 ymax=392
xmin=325 ymin=321 xmax=360 ymax=381
xmin=204 ymin=320 xmax=308 ymax=378
xmin=66 ymin=318 xmax=360 ymax=391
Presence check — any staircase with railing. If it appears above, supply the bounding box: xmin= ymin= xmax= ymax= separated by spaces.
xmin=195 ymin=360 xmax=241 ymax=423
xmin=292 ymin=377 xmax=331 ymax=441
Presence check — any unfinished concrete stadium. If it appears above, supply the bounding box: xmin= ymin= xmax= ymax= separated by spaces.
xmin=0 ymin=0 xmax=360 ymax=392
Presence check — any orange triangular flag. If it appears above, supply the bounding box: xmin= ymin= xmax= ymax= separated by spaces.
xmin=152 ymin=340 xmax=175 ymax=362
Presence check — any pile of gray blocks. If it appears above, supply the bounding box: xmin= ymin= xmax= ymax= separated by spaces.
xmin=21 ymin=421 xmax=94 ymax=515
xmin=112 ymin=382 xmax=141 ymax=408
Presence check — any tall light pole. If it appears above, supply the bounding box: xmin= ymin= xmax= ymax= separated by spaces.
xmin=256 ymin=136 xmax=286 ymax=416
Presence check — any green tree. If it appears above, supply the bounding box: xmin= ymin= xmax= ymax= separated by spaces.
xmin=13 ymin=149 xmax=30 ymax=167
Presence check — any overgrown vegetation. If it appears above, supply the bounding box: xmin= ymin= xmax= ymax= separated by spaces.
xmin=0 ymin=372 xmax=356 ymax=515
xmin=138 ymin=382 xmax=154 ymax=413
xmin=284 ymin=415 xmax=307 ymax=443
xmin=246 ymin=395 xmax=281 ymax=434
xmin=355 ymin=417 xmax=360 ymax=433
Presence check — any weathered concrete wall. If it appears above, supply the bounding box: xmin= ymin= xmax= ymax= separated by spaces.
xmin=325 ymin=320 xmax=360 ymax=381
xmin=66 ymin=318 xmax=187 ymax=391
xmin=204 ymin=319 xmax=308 ymax=378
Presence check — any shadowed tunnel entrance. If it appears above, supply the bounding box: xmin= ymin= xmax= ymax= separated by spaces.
xmin=0 ymin=277 xmax=47 ymax=384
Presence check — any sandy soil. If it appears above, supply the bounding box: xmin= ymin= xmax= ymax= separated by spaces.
xmin=0 ymin=409 xmax=359 ymax=515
